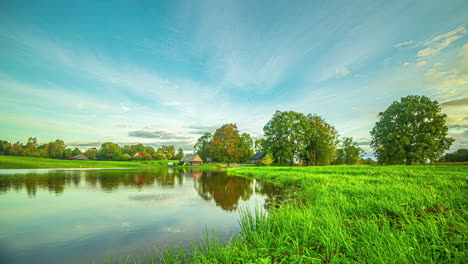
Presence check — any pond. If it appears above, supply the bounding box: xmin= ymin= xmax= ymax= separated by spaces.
xmin=0 ymin=167 xmax=280 ymax=264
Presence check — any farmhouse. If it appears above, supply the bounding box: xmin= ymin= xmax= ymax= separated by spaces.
xmin=179 ymin=154 xmax=203 ymax=166
xmin=249 ymin=152 xmax=266 ymax=164
xmin=133 ymin=152 xmax=147 ymax=157
xmin=72 ymin=154 xmax=88 ymax=160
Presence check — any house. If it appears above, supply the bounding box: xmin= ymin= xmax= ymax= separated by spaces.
xmin=179 ymin=154 xmax=203 ymax=166
xmin=249 ymin=152 xmax=266 ymax=164
xmin=72 ymin=154 xmax=88 ymax=160
xmin=133 ymin=152 xmax=147 ymax=157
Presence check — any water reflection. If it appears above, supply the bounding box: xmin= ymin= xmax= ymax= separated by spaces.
xmin=0 ymin=168 xmax=279 ymax=212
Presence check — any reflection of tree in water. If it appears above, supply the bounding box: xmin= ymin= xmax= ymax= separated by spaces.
xmin=254 ymin=179 xmax=286 ymax=209
xmin=192 ymin=169 xmax=253 ymax=212
xmin=0 ymin=168 xmax=185 ymax=197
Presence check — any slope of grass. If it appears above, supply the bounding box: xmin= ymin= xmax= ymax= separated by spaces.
xmin=132 ymin=165 xmax=467 ymax=263
xmin=0 ymin=155 xmax=178 ymax=169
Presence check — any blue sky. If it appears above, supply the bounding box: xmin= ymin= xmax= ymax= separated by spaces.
xmin=0 ymin=0 xmax=467 ymax=154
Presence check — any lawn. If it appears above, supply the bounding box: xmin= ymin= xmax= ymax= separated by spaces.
xmin=0 ymin=155 xmax=178 ymax=169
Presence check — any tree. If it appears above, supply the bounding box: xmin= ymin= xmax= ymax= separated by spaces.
xmin=153 ymin=148 xmax=166 ymax=160
xmin=239 ymin=133 xmax=255 ymax=163
xmin=254 ymin=139 xmax=266 ymax=153
xmin=84 ymin=148 xmax=97 ymax=160
xmin=300 ymin=114 xmax=339 ymax=166
xmin=174 ymin=148 xmax=184 ymax=160
xmin=97 ymin=142 xmax=122 ymax=161
xmin=371 ymin=95 xmax=454 ymax=165
xmin=194 ymin=132 xmax=213 ymax=161
xmin=333 ymin=137 xmax=362 ymax=165
xmin=262 ymin=153 xmax=273 ymax=166
xmin=263 ymin=111 xmax=303 ymax=165
xmin=71 ymin=147 xmax=82 ymax=156
xmin=24 ymin=137 xmax=39 ymax=157
xmin=264 ymin=111 xmax=339 ymax=166
xmin=210 ymin=124 xmax=242 ymax=166
xmin=48 ymin=139 xmax=67 ymax=159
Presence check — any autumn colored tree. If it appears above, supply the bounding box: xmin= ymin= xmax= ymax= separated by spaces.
xmin=210 ymin=124 xmax=242 ymax=166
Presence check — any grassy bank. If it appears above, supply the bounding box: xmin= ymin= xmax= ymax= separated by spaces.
xmin=137 ymin=165 xmax=467 ymax=263
xmin=0 ymin=155 xmax=179 ymax=169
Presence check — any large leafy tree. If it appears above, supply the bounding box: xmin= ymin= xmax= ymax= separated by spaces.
xmin=264 ymin=111 xmax=338 ymax=166
xmin=97 ymin=142 xmax=122 ymax=161
xmin=194 ymin=132 xmax=213 ymax=161
xmin=371 ymin=95 xmax=454 ymax=165
xmin=210 ymin=124 xmax=242 ymax=165
xmin=239 ymin=133 xmax=255 ymax=162
xmin=263 ymin=111 xmax=304 ymax=165
xmin=300 ymin=114 xmax=339 ymax=166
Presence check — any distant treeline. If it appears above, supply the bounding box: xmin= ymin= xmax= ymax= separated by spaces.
xmin=0 ymin=138 xmax=184 ymax=161
xmin=442 ymin=149 xmax=468 ymax=162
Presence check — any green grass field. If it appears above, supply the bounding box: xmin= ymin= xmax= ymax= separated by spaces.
xmin=137 ymin=165 xmax=467 ymax=264
xmin=0 ymin=155 xmax=179 ymax=169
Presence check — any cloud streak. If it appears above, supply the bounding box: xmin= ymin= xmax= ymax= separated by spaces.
xmin=128 ymin=130 xmax=190 ymax=140
xmin=417 ymin=25 xmax=466 ymax=58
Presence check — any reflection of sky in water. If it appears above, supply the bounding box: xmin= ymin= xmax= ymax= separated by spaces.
xmin=0 ymin=168 xmax=278 ymax=264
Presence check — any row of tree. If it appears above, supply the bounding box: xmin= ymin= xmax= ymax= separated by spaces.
xmin=0 ymin=138 xmax=184 ymax=161
xmin=194 ymin=112 xmax=365 ymax=166
xmin=193 ymin=95 xmax=456 ymax=166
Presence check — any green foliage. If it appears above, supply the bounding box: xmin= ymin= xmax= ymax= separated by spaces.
xmin=210 ymin=124 xmax=243 ymax=165
xmin=261 ymin=153 xmax=273 ymax=166
xmin=97 ymin=142 xmax=122 ymax=161
xmin=174 ymin=148 xmax=184 ymax=160
xmin=239 ymin=133 xmax=255 ymax=163
xmin=264 ymin=110 xmax=339 ymax=166
xmin=371 ymin=95 xmax=454 ymax=165
xmin=254 ymin=138 xmax=266 ymax=153
xmin=121 ymin=153 xmax=132 ymax=161
xmin=71 ymin=147 xmax=82 ymax=156
xmin=444 ymin=148 xmax=468 ymax=162
xmin=333 ymin=137 xmax=363 ymax=165
xmin=194 ymin=132 xmax=212 ymax=161
xmin=84 ymin=148 xmax=97 ymax=160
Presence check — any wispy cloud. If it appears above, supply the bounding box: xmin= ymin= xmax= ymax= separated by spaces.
xmin=335 ymin=68 xmax=351 ymax=78
xmin=417 ymin=25 xmax=466 ymax=58
xmin=128 ymin=130 xmax=189 ymax=140
xmin=394 ymin=40 xmax=415 ymax=48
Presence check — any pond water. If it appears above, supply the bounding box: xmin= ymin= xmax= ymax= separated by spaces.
xmin=0 ymin=167 xmax=279 ymax=264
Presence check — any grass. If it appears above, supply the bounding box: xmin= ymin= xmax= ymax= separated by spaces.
xmin=122 ymin=165 xmax=467 ymax=263
xmin=0 ymin=155 xmax=179 ymax=169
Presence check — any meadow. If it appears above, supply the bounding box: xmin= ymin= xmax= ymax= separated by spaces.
xmin=137 ymin=165 xmax=467 ymax=263
xmin=0 ymin=155 xmax=178 ymax=169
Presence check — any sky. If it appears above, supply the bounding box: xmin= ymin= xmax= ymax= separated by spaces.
xmin=0 ymin=0 xmax=467 ymax=155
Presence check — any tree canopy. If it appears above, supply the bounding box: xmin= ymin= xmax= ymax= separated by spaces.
xmin=210 ymin=124 xmax=243 ymax=165
xmin=371 ymin=95 xmax=454 ymax=165
xmin=263 ymin=110 xmax=338 ymax=165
